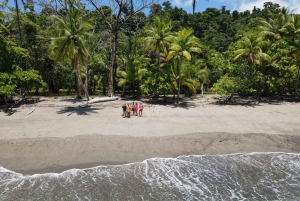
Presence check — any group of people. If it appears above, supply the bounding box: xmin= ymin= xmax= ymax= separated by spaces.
xmin=122 ymin=102 xmax=143 ymax=118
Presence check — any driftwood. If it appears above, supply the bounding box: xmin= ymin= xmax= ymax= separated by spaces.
xmin=24 ymin=107 xmax=35 ymax=116
xmin=87 ymin=96 xmax=118 ymax=104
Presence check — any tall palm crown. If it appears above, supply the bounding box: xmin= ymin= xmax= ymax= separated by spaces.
xmin=234 ymin=35 xmax=270 ymax=65
xmin=49 ymin=7 xmax=92 ymax=98
xmin=166 ymin=28 xmax=201 ymax=103
xmin=50 ymin=8 xmax=92 ymax=62
xmin=259 ymin=7 xmax=290 ymax=40
xmin=141 ymin=14 xmax=171 ymax=69
xmin=166 ymin=28 xmax=201 ymax=62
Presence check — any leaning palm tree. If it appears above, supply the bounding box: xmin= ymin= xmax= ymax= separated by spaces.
xmin=49 ymin=7 xmax=92 ymax=99
xmin=166 ymin=28 xmax=202 ymax=104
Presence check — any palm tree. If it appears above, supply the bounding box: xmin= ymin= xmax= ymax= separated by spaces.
xmin=280 ymin=14 xmax=300 ymax=98
xmin=49 ymin=7 xmax=92 ymax=99
xmin=259 ymin=7 xmax=291 ymax=40
xmin=0 ymin=10 xmax=10 ymax=34
xmin=140 ymin=14 xmax=172 ymax=71
xmin=117 ymin=54 xmax=149 ymax=97
xmin=234 ymin=34 xmax=271 ymax=98
xmin=234 ymin=35 xmax=270 ymax=65
xmin=166 ymin=28 xmax=202 ymax=104
xmin=169 ymin=59 xmax=209 ymax=98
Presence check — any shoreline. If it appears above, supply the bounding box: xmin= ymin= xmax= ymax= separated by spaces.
xmin=1 ymin=97 xmax=300 ymax=175
xmin=1 ymin=132 xmax=300 ymax=175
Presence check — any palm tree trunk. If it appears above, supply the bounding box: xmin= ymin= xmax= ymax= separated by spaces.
xmin=72 ymin=58 xmax=82 ymax=99
xmin=177 ymin=59 xmax=182 ymax=104
xmin=109 ymin=34 xmax=117 ymax=97
xmin=84 ymin=61 xmax=90 ymax=100
xmin=158 ymin=47 xmax=161 ymax=71
xmin=14 ymin=0 xmax=22 ymax=46
xmin=122 ymin=31 xmax=132 ymax=97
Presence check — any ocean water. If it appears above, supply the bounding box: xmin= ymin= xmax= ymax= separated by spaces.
xmin=1 ymin=153 xmax=300 ymax=201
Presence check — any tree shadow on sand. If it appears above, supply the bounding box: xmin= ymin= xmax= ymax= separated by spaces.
xmin=56 ymin=106 xmax=102 ymax=116
xmin=211 ymin=95 xmax=300 ymax=108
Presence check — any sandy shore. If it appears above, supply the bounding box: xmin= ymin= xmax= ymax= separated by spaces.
xmin=1 ymin=96 xmax=300 ymax=174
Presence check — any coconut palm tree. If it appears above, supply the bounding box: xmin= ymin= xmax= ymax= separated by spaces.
xmin=234 ymin=34 xmax=270 ymax=66
xmin=117 ymin=54 xmax=149 ymax=97
xmin=234 ymin=34 xmax=271 ymax=98
xmin=166 ymin=28 xmax=202 ymax=104
xmin=259 ymin=7 xmax=291 ymax=40
xmin=279 ymin=14 xmax=300 ymax=98
xmin=49 ymin=7 xmax=92 ymax=99
xmin=140 ymin=14 xmax=172 ymax=71
xmin=0 ymin=10 xmax=10 ymax=34
xmin=169 ymin=59 xmax=209 ymax=98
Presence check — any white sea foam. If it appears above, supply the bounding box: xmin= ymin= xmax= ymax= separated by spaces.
xmin=0 ymin=153 xmax=300 ymax=200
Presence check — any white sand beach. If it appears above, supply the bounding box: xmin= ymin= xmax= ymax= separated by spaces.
xmin=1 ymin=95 xmax=300 ymax=174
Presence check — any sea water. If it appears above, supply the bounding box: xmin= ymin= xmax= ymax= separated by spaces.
xmin=1 ymin=153 xmax=300 ymax=200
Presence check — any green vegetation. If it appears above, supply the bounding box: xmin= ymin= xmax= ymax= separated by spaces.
xmin=1 ymin=1 xmax=300 ymax=102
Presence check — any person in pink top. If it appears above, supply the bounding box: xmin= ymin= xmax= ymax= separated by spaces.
xmin=134 ymin=102 xmax=138 ymax=116
xmin=139 ymin=103 xmax=143 ymax=117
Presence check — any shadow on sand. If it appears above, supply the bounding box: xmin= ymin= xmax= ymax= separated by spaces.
xmin=56 ymin=106 xmax=102 ymax=116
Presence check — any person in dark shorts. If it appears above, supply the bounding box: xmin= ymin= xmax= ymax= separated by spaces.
xmin=122 ymin=104 xmax=126 ymax=118
xmin=131 ymin=102 xmax=135 ymax=115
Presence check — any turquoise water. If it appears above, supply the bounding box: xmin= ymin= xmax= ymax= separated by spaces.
xmin=1 ymin=153 xmax=300 ymax=200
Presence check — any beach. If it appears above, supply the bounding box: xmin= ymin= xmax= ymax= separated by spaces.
xmin=1 ymin=96 xmax=300 ymax=174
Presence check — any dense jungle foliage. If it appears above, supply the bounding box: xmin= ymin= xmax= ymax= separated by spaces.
xmin=0 ymin=0 xmax=300 ymax=102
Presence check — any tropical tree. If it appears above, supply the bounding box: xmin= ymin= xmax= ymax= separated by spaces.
xmin=49 ymin=7 xmax=92 ymax=99
xmin=0 ymin=10 xmax=10 ymax=34
xmin=279 ymin=14 xmax=300 ymax=98
xmin=166 ymin=28 xmax=201 ymax=103
xmin=88 ymin=0 xmax=155 ymax=97
xmin=234 ymin=34 xmax=271 ymax=98
xmin=168 ymin=59 xmax=209 ymax=98
xmin=140 ymin=14 xmax=172 ymax=71
xmin=117 ymin=54 xmax=149 ymax=96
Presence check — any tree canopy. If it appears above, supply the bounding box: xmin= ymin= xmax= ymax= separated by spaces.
xmin=1 ymin=0 xmax=300 ymax=101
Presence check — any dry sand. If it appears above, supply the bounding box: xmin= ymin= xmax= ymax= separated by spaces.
xmin=1 ymin=95 xmax=300 ymax=174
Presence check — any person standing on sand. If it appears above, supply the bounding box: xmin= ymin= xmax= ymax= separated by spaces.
xmin=122 ymin=104 xmax=127 ymax=118
xmin=131 ymin=102 xmax=135 ymax=116
xmin=134 ymin=102 xmax=138 ymax=116
xmin=139 ymin=103 xmax=143 ymax=117
xmin=126 ymin=103 xmax=131 ymax=118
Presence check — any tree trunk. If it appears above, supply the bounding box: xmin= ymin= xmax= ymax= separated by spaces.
xmin=293 ymin=66 xmax=300 ymax=99
xmin=109 ymin=33 xmax=117 ymax=97
xmin=177 ymin=59 xmax=182 ymax=104
xmin=85 ymin=61 xmax=89 ymax=100
xmin=72 ymin=58 xmax=82 ymax=99
xmin=158 ymin=47 xmax=161 ymax=71
xmin=257 ymin=81 xmax=261 ymax=100
xmin=14 ymin=0 xmax=22 ymax=46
